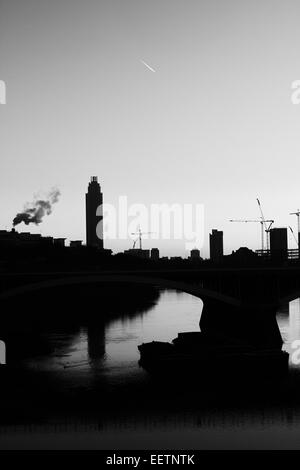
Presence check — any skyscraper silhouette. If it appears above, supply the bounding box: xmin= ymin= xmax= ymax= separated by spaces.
xmin=209 ymin=229 xmax=223 ymax=263
xmin=85 ymin=176 xmax=103 ymax=249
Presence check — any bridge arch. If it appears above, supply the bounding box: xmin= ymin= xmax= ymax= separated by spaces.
xmin=278 ymin=290 xmax=300 ymax=307
xmin=0 ymin=274 xmax=241 ymax=307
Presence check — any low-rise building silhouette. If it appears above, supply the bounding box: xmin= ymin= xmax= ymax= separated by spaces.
xmin=70 ymin=240 xmax=83 ymax=248
xmin=150 ymin=248 xmax=160 ymax=261
xmin=190 ymin=248 xmax=200 ymax=259
xmin=124 ymin=249 xmax=150 ymax=259
xmin=54 ymin=238 xmax=66 ymax=248
xmin=0 ymin=229 xmax=53 ymax=247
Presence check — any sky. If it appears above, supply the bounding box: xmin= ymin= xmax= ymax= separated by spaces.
xmin=1 ymin=0 xmax=300 ymax=257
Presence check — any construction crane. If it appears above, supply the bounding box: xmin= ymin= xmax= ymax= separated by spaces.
xmin=131 ymin=227 xmax=153 ymax=250
xmin=256 ymin=198 xmax=274 ymax=251
xmin=289 ymin=226 xmax=299 ymax=247
xmin=290 ymin=209 xmax=300 ymax=238
xmin=229 ymin=219 xmax=274 ymax=251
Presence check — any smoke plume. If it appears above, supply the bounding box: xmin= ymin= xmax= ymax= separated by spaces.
xmin=13 ymin=188 xmax=61 ymax=226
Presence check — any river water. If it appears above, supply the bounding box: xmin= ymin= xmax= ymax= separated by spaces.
xmin=24 ymin=290 xmax=300 ymax=379
xmin=25 ymin=289 xmax=202 ymax=383
xmin=2 ymin=290 xmax=300 ymax=449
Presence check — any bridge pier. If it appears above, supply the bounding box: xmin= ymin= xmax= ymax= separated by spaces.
xmin=199 ymin=298 xmax=283 ymax=350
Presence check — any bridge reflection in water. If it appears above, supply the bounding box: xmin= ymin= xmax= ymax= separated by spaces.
xmin=0 ymin=290 xmax=300 ymax=449
xmin=20 ymin=290 xmax=300 ymax=377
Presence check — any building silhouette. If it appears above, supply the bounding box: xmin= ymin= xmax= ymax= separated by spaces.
xmin=190 ymin=248 xmax=200 ymax=259
xmin=124 ymin=248 xmax=150 ymax=259
xmin=209 ymin=229 xmax=223 ymax=263
xmin=85 ymin=176 xmax=103 ymax=249
xmin=0 ymin=229 xmax=53 ymax=247
xmin=229 ymin=247 xmax=258 ymax=265
xmin=150 ymin=248 xmax=160 ymax=261
xmin=270 ymin=227 xmax=288 ymax=261
xmin=70 ymin=240 xmax=83 ymax=248
xmin=53 ymin=238 xmax=66 ymax=248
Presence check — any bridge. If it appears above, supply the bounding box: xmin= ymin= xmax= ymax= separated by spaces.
xmin=1 ymin=266 xmax=300 ymax=349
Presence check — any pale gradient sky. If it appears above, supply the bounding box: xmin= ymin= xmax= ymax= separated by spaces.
xmin=1 ymin=0 xmax=300 ymax=257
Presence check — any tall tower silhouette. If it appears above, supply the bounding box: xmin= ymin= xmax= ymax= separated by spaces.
xmin=85 ymin=176 xmax=103 ymax=249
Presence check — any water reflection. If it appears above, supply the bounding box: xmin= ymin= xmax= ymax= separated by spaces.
xmin=23 ymin=289 xmax=202 ymax=384
xmin=87 ymin=324 xmax=105 ymax=363
xmin=20 ymin=293 xmax=300 ymax=382
xmin=277 ymin=298 xmax=300 ymax=365
xmin=3 ymin=290 xmax=300 ymax=449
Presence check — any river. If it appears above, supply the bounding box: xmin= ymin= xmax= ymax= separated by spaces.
xmin=1 ymin=289 xmax=300 ymax=449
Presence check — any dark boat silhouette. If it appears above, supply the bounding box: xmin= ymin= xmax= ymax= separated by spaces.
xmin=138 ymin=332 xmax=289 ymax=381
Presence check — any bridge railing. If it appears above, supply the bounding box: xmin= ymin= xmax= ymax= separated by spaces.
xmin=256 ymin=249 xmax=299 ymax=260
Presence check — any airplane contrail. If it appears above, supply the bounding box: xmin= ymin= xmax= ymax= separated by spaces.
xmin=140 ymin=60 xmax=156 ymax=73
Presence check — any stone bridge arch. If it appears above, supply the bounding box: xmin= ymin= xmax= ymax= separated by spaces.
xmin=0 ymin=274 xmax=241 ymax=307
xmin=0 ymin=274 xmax=284 ymax=350
xmin=278 ymin=289 xmax=300 ymax=307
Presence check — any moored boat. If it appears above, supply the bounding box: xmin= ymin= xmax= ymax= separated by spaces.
xmin=138 ymin=331 xmax=289 ymax=381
